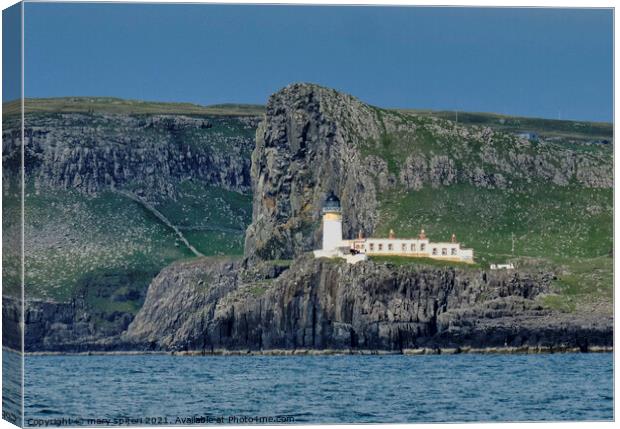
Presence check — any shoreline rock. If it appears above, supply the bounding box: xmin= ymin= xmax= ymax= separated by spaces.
xmin=4 ymin=254 xmax=612 ymax=354
xmin=6 ymin=345 xmax=613 ymax=357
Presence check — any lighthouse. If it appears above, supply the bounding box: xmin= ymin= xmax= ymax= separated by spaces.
xmin=313 ymin=192 xmax=367 ymax=264
xmin=321 ymin=192 xmax=343 ymax=252
xmin=313 ymin=192 xmax=474 ymax=265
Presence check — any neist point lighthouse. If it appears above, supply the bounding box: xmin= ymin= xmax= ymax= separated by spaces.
xmin=313 ymin=192 xmax=474 ymax=265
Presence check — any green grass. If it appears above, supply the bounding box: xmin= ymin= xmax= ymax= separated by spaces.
xmin=3 ymin=181 xmax=252 ymax=300
xmin=151 ymin=181 xmax=252 ymax=256
xmin=369 ymin=255 xmax=480 ymax=269
xmin=271 ymin=259 xmax=293 ymax=268
xmin=3 ymin=97 xmax=264 ymax=117
xmin=10 ymin=187 xmax=193 ymax=301
xmin=184 ymin=230 xmax=245 ymax=256
xmin=153 ymin=181 xmax=251 ymax=232
xmin=539 ymin=256 xmax=613 ymax=313
xmin=373 ymin=182 xmax=612 ymax=313
xmin=376 ymin=183 xmax=612 ymax=264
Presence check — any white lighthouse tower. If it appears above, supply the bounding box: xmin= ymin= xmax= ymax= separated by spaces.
xmin=314 ymin=192 xmax=367 ymax=264
xmin=321 ymin=192 xmax=343 ymax=252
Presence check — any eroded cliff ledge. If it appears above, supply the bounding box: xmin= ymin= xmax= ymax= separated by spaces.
xmin=121 ymin=255 xmax=611 ymax=353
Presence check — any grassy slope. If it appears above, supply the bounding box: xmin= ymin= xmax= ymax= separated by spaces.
xmin=4 ymin=187 xmax=190 ymax=302
xmin=3 ymin=97 xmax=264 ymax=116
xmin=396 ymin=109 xmax=613 ymax=141
xmin=2 ymin=100 xmax=257 ymax=306
xmin=376 ymin=184 xmax=612 ymax=262
xmin=11 ymin=182 xmax=250 ymax=299
xmin=3 ymin=182 xmax=251 ymax=329
xmin=361 ymin=109 xmax=613 ymax=314
xmin=152 ymin=181 xmax=252 ymax=257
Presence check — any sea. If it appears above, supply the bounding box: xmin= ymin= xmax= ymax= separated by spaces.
xmin=2 ymin=350 xmax=614 ymax=426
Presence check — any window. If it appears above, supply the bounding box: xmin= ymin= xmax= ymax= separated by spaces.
xmin=369 ymin=243 xmax=374 ymax=251
xmin=442 ymin=248 xmax=448 ymax=256
xmin=378 ymin=243 xmax=383 ymax=251
xmin=401 ymin=243 xmax=407 ymax=251
xmin=451 ymin=248 xmax=457 ymax=256
xmin=410 ymin=243 xmax=416 ymax=252
xmin=432 ymin=248 xmax=438 ymax=255
xmin=420 ymin=243 xmax=426 ymax=251
xmin=388 ymin=243 xmax=393 ymax=251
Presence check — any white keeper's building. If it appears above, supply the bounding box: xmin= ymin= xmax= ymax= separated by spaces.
xmin=313 ymin=193 xmax=474 ymax=265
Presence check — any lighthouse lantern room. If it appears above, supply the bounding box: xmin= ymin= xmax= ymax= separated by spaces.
xmin=321 ymin=192 xmax=343 ymax=252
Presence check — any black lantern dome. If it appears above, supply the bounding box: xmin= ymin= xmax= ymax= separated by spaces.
xmin=322 ymin=192 xmax=341 ymax=214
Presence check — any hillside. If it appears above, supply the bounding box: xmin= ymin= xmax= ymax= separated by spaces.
xmin=2 ymin=97 xmax=264 ymax=116
xmin=3 ymin=97 xmax=612 ymax=141
xmin=398 ymin=109 xmax=612 ymax=142
xmin=245 ymin=83 xmax=612 ymax=315
xmin=2 ymin=106 xmax=256 ymax=331
xmin=2 ymin=88 xmax=613 ymax=351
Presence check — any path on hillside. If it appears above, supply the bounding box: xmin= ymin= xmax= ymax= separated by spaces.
xmin=114 ymin=189 xmax=205 ymax=257
xmin=180 ymin=225 xmax=244 ymax=234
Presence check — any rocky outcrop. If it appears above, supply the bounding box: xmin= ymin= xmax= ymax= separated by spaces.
xmin=7 ymin=255 xmax=610 ymax=352
xmin=2 ymin=296 xmax=23 ymax=350
xmin=244 ymin=84 xmax=384 ymax=261
xmin=397 ymin=132 xmax=612 ymax=190
xmin=2 ymin=294 xmax=134 ymax=352
xmin=2 ymin=113 xmax=258 ymax=199
xmin=2 ymin=86 xmax=613 ymax=354
xmin=244 ymin=84 xmax=612 ymax=261
xmin=125 ymin=255 xmax=612 ymax=353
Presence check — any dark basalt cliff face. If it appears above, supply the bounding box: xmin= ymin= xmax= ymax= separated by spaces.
xmin=124 ymin=256 xmax=610 ymax=352
xmin=4 ymin=255 xmax=612 ymax=352
xmin=3 ymin=296 xmax=132 ymax=352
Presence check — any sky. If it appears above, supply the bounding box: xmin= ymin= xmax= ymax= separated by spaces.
xmin=17 ymin=2 xmax=614 ymax=122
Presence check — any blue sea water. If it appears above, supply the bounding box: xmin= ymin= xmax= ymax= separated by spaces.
xmin=3 ymin=351 xmax=614 ymax=425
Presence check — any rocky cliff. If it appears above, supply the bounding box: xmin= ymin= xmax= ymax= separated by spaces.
xmin=5 ymin=254 xmax=611 ymax=352
xmin=244 ymin=83 xmax=612 ymax=261
xmin=244 ymin=85 xmax=384 ymax=261
xmin=2 ymin=86 xmax=613 ymax=353
xmin=2 ymin=113 xmax=258 ymax=198
xmin=3 ymin=295 xmax=132 ymax=352
xmin=2 ymin=108 xmax=259 ymax=351
xmin=124 ymin=255 xmax=611 ymax=353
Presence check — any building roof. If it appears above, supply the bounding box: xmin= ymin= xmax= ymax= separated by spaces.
xmin=324 ymin=192 xmax=341 ymax=207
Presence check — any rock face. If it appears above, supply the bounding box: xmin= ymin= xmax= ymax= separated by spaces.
xmin=2 ymin=113 xmax=258 ymax=198
xmin=7 ymin=255 xmax=611 ymax=352
xmin=244 ymin=83 xmax=612 ymax=261
xmin=2 ymin=111 xmax=259 ymax=352
xmin=2 ymin=85 xmax=613 ymax=353
xmin=244 ymin=84 xmax=384 ymax=261
xmin=3 ymin=295 xmax=134 ymax=352
xmin=125 ymin=255 xmax=611 ymax=352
